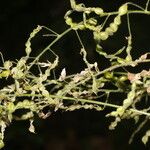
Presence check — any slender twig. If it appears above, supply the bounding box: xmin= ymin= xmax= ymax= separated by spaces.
xmin=145 ymin=0 xmax=150 ymax=11
xmin=27 ymin=27 xmax=72 ymax=71
xmin=12 ymin=93 xmax=150 ymax=117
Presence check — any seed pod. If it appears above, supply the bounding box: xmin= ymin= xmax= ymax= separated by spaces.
xmin=0 ymin=140 xmax=4 ymax=149
xmin=105 ymin=27 xmax=114 ymax=36
xmin=7 ymin=102 xmax=15 ymax=113
xmin=114 ymin=16 xmax=121 ymax=25
xmin=116 ymin=107 xmax=125 ymax=116
xmin=94 ymin=8 xmax=104 ymax=15
xmin=99 ymin=31 xmax=108 ymax=40
xmin=142 ymin=130 xmax=150 ymax=145
xmin=85 ymin=10 xmax=91 ymax=14
xmin=109 ymin=117 xmax=121 ymax=130
xmin=109 ymin=23 xmax=118 ymax=32
xmin=104 ymin=72 xmax=113 ymax=79
xmin=118 ymin=4 xmax=128 ymax=16
xmin=93 ymin=31 xmax=100 ymax=41
xmin=125 ymin=55 xmax=132 ymax=62
xmin=117 ymin=57 xmax=125 ymax=64
xmin=0 ymin=70 xmax=10 ymax=78
xmin=88 ymin=18 xmax=97 ymax=26
xmin=123 ymin=98 xmax=133 ymax=108
xmin=119 ymin=76 xmax=128 ymax=82
xmin=78 ymin=24 xmax=85 ymax=30
xmin=128 ymin=91 xmax=135 ymax=100
xmin=4 ymin=61 xmax=12 ymax=70
xmin=65 ymin=17 xmax=73 ymax=26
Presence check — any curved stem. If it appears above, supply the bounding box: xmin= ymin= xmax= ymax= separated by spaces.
xmin=28 ymin=27 xmax=72 ymax=71
xmin=13 ymin=93 xmax=150 ymax=117
xmin=75 ymin=59 xmax=150 ymax=87
xmin=102 ymin=10 xmax=150 ymax=17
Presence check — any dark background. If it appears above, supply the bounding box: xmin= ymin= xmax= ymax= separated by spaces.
xmin=0 ymin=0 xmax=150 ymax=150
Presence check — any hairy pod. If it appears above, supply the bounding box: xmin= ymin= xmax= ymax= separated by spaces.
xmin=109 ymin=23 xmax=118 ymax=32
xmin=94 ymin=7 xmax=104 ymax=15
xmin=93 ymin=31 xmax=108 ymax=41
xmin=118 ymin=4 xmax=128 ymax=16
xmin=99 ymin=31 xmax=109 ymax=40
xmin=114 ymin=16 xmax=121 ymax=25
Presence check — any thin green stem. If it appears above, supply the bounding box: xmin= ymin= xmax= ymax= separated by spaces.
xmin=146 ymin=0 xmax=150 ymax=11
xmin=127 ymin=2 xmax=145 ymax=11
xmin=96 ymin=59 xmax=150 ymax=77
xmin=102 ymin=10 xmax=150 ymax=17
xmin=12 ymin=93 xmax=150 ymax=117
xmin=127 ymin=13 xmax=132 ymax=37
xmin=75 ymin=59 xmax=150 ymax=87
xmin=129 ymin=117 xmax=149 ymax=144
xmin=27 ymin=27 xmax=72 ymax=71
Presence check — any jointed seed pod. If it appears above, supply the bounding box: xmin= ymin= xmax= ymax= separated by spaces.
xmin=104 ymin=15 xmax=121 ymax=37
xmin=99 ymin=32 xmax=109 ymax=40
xmin=105 ymin=27 xmax=114 ymax=36
xmin=109 ymin=23 xmax=118 ymax=32
xmin=118 ymin=3 xmax=128 ymax=16
xmin=93 ymin=15 xmax=121 ymax=42
xmin=87 ymin=18 xmax=97 ymax=26
xmin=93 ymin=31 xmax=108 ymax=41
xmin=65 ymin=17 xmax=73 ymax=26
xmin=119 ymin=76 xmax=128 ymax=82
xmin=94 ymin=7 xmax=104 ymax=15
xmin=123 ymin=98 xmax=133 ymax=109
xmin=114 ymin=16 xmax=121 ymax=25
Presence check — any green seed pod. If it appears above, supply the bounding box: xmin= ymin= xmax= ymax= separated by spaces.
xmin=65 ymin=17 xmax=73 ymax=26
xmin=119 ymin=76 xmax=128 ymax=82
xmin=109 ymin=111 xmax=118 ymax=117
xmin=125 ymin=55 xmax=132 ymax=62
xmin=109 ymin=23 xmax=118 ymax=32
xmin=126 ymin=45 xmax=132 ymax=54
xmin=93 ymin=31 xmax=100 ymax=41
xmin=99 ymin=31 xmax=108 ymax=40
xmin=117 ymin=57 xmax=125 ymax=64
xmin=105 ymin=27 xmax=114 ymax=36
xmin=77 ymin=24 xmax=85 ymax=30
xmin=0 ymin=140 xmax=4 ymax=149
xmin=85 ymin=10 xmax=91 ymax=14
xmin=94 ymin=8 xmax=104 ymax=15
xmin=123 ymin=98 xmax=133 ymax=108
xmin=118 ymin=4 xmax=128 ymax=16
xmin=0 ymin=70 xmax=10 ymax=78
xmin=4 ymin=61 xmax=12 ymax=70
xmin=88 ymin=18 xmax=97 ymax=26
xmin=116 ymin=106 xmax=125 ymax=116
xmin=72 ymin=23 xmax=78 ymax=30
xmin=7 ymin=102 xmax=15 ymax=113
xmin=104 ymin=72 xmax=113 ymax=79
xmin=142 ymin=130 xmax=150 ymax=144
xmin=128 ymin=91 xmax=135 ymax=100
xmin=114 ymin=16 xmax=121 ymax=25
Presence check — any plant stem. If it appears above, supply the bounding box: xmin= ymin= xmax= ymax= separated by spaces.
xmin=12 ymin=93 xmax=150 ymax=117
xmin=102 ymin=10 xmax=150 ymax=17
xmin=28 ymin=27 xmax=72 ymax=70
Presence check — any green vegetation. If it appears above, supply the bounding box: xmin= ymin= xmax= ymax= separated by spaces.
xmin=0 ymin=0 xmax=150 ymax=148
